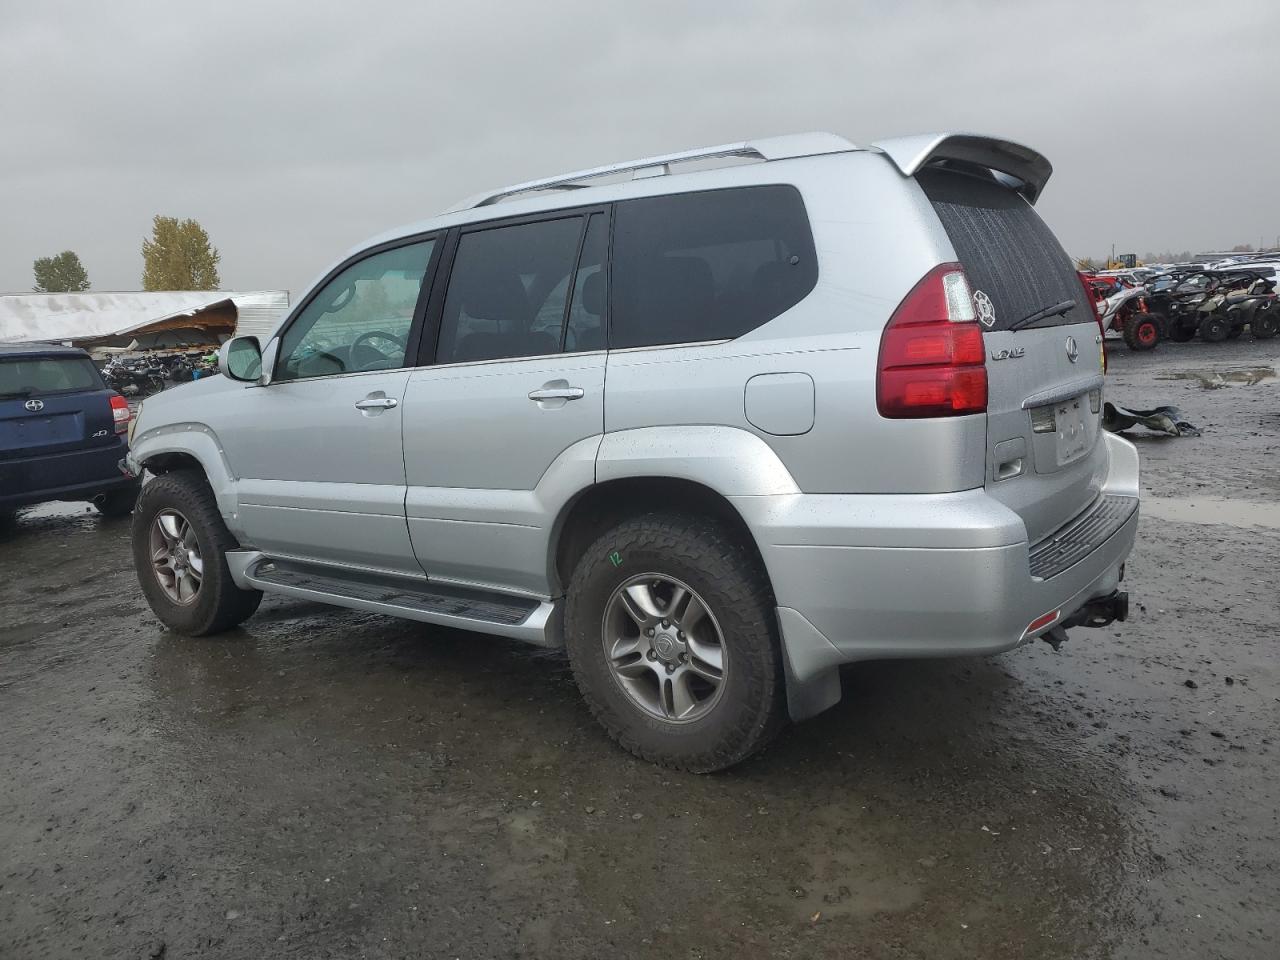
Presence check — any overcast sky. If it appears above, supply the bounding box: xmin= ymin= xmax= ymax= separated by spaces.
xmin=3 ymin=0 xmax=1277 ymax=298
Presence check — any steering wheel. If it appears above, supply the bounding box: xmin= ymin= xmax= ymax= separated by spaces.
xmin=352 ymin=330 xmax=407 ymax=355
xmin=350 ymin=330 xmax=407 ymax=369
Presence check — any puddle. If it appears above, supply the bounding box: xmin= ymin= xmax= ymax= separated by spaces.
xmin=1141 ymin=496 xmax=1280 ymax=531
xmin=1156 ymin=365 xmax=1277 ymax=389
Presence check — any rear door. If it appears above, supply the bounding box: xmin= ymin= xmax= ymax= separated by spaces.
xmin=402 ymin=210 xmax=608 ymax=595
xmin=0 ymin=352 xmax=119 ymax=491
xmin=918 ymin=169 xmax=1106 ymax=544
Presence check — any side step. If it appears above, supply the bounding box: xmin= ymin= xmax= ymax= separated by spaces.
xmin=227 ymin=552 xmax=562 ymax=647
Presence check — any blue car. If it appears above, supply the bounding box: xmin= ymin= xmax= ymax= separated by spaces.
xmin=1 ymin=342 xmax=140 ymax=524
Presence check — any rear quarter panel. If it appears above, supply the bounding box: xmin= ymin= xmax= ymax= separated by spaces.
xmin=603 ymin=152 xmax=986 ymax=494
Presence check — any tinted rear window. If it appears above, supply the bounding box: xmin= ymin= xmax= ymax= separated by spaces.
xmin=1 ymin=356 xmax=102 ymax=397
xmin=610 ymin=185 xmax=818 ymax=348
xmin=919 ymin=168 xmax=1089 ymax=331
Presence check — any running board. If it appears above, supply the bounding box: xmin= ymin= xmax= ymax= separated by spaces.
xmin=225 ymin=551 xmax=562 ymax=647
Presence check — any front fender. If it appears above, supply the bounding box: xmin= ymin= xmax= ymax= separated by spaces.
xmin=130 ymin=423 xmax=243 ymax=537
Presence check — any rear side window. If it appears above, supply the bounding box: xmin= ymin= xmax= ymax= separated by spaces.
xmin=919 ymin=168 xmax=1090 ymax=331
xmin=610 ymin=185 xmax=818 ymax=348
xmin=437 ymin=217 xmax=585 ymax=364
xmin=1 ymin=356 xmax=102 ymax=397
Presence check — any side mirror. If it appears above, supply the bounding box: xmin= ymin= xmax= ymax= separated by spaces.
xmin=219 ymin=336 xmax=263 ymax=382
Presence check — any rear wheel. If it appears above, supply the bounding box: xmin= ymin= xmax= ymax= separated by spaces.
xmin=1122 ymin=315 xmax=1161 ymax=351
xmin=1198 ymin=315 xmax=1230 ymax=343
xmin=1253 ymin=309 xmax=1280 ymax=339
xmin=94 ymin=484 xmax=139 ymax=518
xmin=564 ymin=512 xmax=787 ymax=772
xmin=131 ymin=470 xmax=261 ymax=635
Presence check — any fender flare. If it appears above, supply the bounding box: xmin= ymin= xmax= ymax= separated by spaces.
xmin=130 ymin=423 xmax=242 ymax=532
xmin=594 ymin=425 xmax=800 ymax=495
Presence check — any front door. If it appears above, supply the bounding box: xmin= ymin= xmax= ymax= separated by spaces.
xmin=403 ymin=211 xmax=609 ymax=595
xmin=219 ymin=238 xmax=438 ymax=574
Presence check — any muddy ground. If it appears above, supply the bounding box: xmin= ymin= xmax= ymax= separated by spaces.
xmin=2 ymin=337 xmax=1278 ymax=960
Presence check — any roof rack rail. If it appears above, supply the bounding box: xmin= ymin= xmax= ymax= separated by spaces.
xmin=444 ymin=132 xmax=857 ymax=214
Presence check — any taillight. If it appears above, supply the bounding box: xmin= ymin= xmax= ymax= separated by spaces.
xmin=876 ymin=263 xmax=987 ymax=418
xmin=1077 ymin=272 xmax=1107 ymax=373
xmin=110 ymin=393 xmax=131 ymax=435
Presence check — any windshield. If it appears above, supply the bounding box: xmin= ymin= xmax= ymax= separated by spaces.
xmin=0 ymin=356 xmax=103 ymax=398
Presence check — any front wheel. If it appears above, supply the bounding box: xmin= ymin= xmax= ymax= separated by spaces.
xmin=1199 ymin=315 xmax=1230 ymax=343
xmin=1122 ymin=315 xmax=1162 ymax=351
xmin=564 ymin=512 xmax=787 ymax=772
xmin=131 ymin=470 xmax=261 ymax=636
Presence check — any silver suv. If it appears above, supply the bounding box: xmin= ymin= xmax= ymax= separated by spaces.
xmin=127 ymin=132 xmax=1139 ymax=771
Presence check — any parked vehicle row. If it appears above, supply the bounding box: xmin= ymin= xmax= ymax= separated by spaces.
xmin=101 ymin=350 xmax=218 ymax=398
xmin=1081 ymin=266 xmax=1279 ymax=350
xmin=124 ymin=131 xmax=1139 ymax=772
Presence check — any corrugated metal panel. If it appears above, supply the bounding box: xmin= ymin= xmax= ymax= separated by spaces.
xmin=229 ymin=291 xmax=291 ymax=339
xmin=0 ymin=290 xmax=290 ymax=344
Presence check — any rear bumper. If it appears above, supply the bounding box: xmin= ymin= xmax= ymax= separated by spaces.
xmin=0 ymin=439 xmax=137 ymax=509
xmin=733 ymin=432 xmax=1140 ymax=719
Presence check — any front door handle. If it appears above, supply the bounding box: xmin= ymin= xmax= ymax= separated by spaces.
xmin=528 ymin=386 xmax=585 ymax=402
xmin=355 ymin=397 xmax=398 ymax=410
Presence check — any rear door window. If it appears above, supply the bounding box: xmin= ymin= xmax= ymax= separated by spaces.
xmin=436 ymin=217 xmax=585 ymax=364
xmin=610 ymin=185 xmax=818 ymax=348
xmin=919 ymin=168 xmax=1090 ymax=332
xmin=0 ymin=356 xmax=102 ymax=397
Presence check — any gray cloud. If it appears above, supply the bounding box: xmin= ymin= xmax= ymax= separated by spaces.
xmin=2 ymin=0 xmax=1277 ymax=297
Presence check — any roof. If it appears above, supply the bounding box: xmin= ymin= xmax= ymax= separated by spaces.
xmin=0 ymin=290 xmax=289 ymax=344
xmin=0 ymin=340 xmax=87 ymax=357
xmin=353 ymin=130 xmax=1052 ymax=261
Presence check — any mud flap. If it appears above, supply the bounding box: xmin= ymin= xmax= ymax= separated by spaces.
xmin=776 ymin=607 xmax=845 ymax=722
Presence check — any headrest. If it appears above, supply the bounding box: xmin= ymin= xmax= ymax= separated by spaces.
xmin=462 ymin=271 xmax=528 ymax=321
xmin=581 ymin=271 xmax=605 ymax=316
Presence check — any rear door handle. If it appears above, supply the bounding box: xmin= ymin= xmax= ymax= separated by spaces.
xmin=528 ymin=386 xmax=584 ymax=402
xmin=355 ymin=397 xmax=398 ymax=410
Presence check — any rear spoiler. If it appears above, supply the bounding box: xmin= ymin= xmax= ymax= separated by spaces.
xmin=870 ymin=133 xmax=1053 ymax=204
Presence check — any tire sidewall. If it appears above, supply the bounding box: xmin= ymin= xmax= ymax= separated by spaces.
xmin=132 ymin=476 xmax=233 ymax=635
xmin=565 ymin=518 xmax=780 ymax=768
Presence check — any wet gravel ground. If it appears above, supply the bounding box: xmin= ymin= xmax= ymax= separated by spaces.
xmin=2 ymin=337 xmax=1278 ymax=960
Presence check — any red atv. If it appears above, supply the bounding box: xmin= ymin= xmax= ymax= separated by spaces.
xmin=1080 ymin=273 xmax=1164 ymax=351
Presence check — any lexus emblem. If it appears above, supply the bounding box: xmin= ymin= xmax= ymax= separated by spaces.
xmin=24 ymin=399 xmax=44 ymax=412
xmin=1065 ymin=336 xmax=1079 ymax=363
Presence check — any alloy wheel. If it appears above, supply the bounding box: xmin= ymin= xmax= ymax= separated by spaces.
xmin=149 ymin=508 xmax=204 ymax=605
xmin=601 ymin=574 xmax=728 ymax=723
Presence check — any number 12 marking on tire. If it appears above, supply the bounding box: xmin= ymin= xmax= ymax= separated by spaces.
xmin=609 ymin=551 xmax=622 ymax=567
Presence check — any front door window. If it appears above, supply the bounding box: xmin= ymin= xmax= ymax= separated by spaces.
xmin=277 ymin=240 xmax=435 ymax=381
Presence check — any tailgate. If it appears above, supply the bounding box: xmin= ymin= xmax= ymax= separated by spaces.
xmin=0 ymin=355 xmax=119 ymax=461
xmin=919 ymin=168 xmax=1106 ymax=545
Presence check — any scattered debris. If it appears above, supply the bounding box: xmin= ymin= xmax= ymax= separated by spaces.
xmin=1104 ymin=402 xmax=1200 ymax=437
xmin=1184 ymin=679 xmax=1199 ymax=689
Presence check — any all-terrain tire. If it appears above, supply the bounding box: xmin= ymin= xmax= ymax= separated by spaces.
xmin=94 ymin=483 xmax=140 ymax=518
xmin=131 ymin=470 xmax=261 ymax=636
xmin=1253 ymin=309 xmax=1280 ymax=339
xmin=564 ymin=512 xmax=787 ymax=773
xmin=1122 ymin=315 xmax=1161 ymax=351
xmin=1198 ymin=315 xmax=1230 ymax=343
